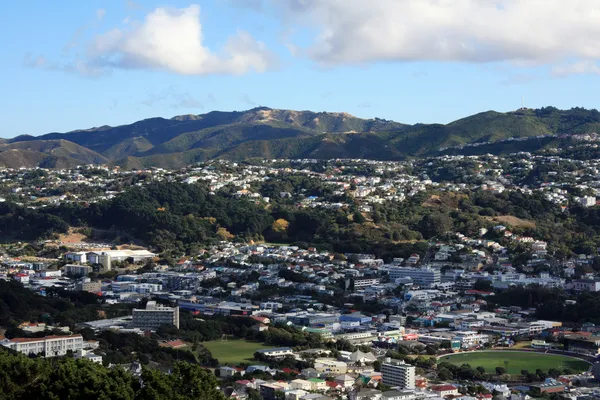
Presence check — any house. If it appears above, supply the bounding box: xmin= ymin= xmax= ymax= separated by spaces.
xmin=307 ymin=378 xmax=327 ymax=392
xmin=299 ymin=394 xmax=333 ymax=400
xmin=349 ymin=350 xmax=377 ymax=364
xmin=325 ymin=381 xmax=342 ymax=391
xmin=260 ymin=382 xmax=288 ymax=400
xmin=253 ymin=323 xmax=269 ymax=332
xmin=221 ymin=366 xmax=245 ymax=378
xmin=286 ymin=390 xmax=309 ymax=400
xmin=335 ymin=374 xmax=355 ymax=388
xmin=381 ymin=390 xmax=416 ymax=400
xmin=246 ymin=365 xmax=273 ymax=374
xmin=223 ymin=387 xmax=248 ymax=400
xmin=432 ymin=385 xmax=460 ymax=397
xmin=250 ymin=315 xmax=271 ymax=325
xmin=351 ymin=388 xmax=382 ymax=400
xmin=255 ymin=347 xmax=294 ymax=359
xmin=314 ymin=358 xmax=348 ymax=374
xmin=74 ymin=349 xmax=102 ymax=364
xmin=290 ymin=379 xmax=312 ymax=391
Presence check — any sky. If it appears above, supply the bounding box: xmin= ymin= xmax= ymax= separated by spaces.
xmin=2 ymin=0 xmax=600 ymax=137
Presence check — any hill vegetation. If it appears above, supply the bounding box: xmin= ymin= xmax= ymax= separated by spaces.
xmin=3 ymin=106 xmax=600 ymax=168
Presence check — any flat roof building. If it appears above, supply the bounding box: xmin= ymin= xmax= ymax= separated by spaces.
xmin=132 ymin=301 xmax=179 ymax=330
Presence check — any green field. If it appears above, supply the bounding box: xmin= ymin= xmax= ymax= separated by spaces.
xmin=439 ymin=351 xmax=590 ymax=374
xmin=202 ymin=339 xmax=273 ymax=365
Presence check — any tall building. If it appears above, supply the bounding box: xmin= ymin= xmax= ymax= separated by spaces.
xmin=0 ymin=334 xmax=83 ymax=357
xmin=381 ymin=358 xmax=416 ymax=389
xmin=389 ymin=266 xmax=440 ymax=287
xmin=132 ymin=301 xmax=179 ymax=330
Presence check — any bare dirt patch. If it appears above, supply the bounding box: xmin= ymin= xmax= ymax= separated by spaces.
xmin=485 ymin=215 xmax=536 ymax=229
xmin=422 ymin=193 xmax=467 ymax=209
xmin=58 ymin=228 xmax=87 ymax=244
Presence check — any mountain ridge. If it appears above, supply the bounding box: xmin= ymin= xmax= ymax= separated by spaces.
xmin=2 ymin=106 xmax=599 ymax=169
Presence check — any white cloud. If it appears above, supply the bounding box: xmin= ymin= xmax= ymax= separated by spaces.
xmin=552 ymin=61 xmax=600 ymax=77
xmin=276 ymin=0 xmax=600 ymax=70
xmin=96 ymin=8 xmax=106 ymax=21
xmin=86 ymin=4 xmax=275 ymax=75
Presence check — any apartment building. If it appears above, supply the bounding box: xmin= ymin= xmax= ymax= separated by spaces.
xmin=132 ymin=301 xmax=180 ymax=330
xmin=389 ymin=266 xmax=441 ymax=287
xmin=64 ymin=264 xmax=92 ymax=277
xmin=381 ymin=358 xmax=416 ymax=389
xmin=1 ymin=334 xmax=83 ymax=357
xmin=573 ymin=279 xmax=600 ymax=292
xmin=353 ymin=277 xmax=380 ymax=290
xmin=76 ymin=280 xmax=102 ymax=293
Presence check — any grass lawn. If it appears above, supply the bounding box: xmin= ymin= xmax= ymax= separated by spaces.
xmin=439 ymin=351 xmax=590 ymax=374
xmin=202 ymin=339 xmax=273 ymax=365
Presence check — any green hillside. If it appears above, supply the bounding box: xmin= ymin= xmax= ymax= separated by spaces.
xmin=4 ymin=106 xmax=600 ymax=168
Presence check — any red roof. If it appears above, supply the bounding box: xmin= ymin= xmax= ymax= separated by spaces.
xmin=326 ymin=381 xmax=340 ymax=388
xmin=165 ymin=340 xmax=186 ymax=348
xmin=282 ymin=368 xmax=299 ymax=374
xmin=432 ymin=385 xmax=458 ymax=392
xmin=10 ymin=334 xmax=82 ymax=343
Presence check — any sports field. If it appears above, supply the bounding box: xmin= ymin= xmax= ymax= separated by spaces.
xmin=439 ymin=351 xmax=590 ymax=374
xmin=202 ymin=339 xmax=273 ymax=365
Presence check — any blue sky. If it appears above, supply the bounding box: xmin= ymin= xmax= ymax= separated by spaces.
xmin=2 ymin=0 xmax=600 ymax=137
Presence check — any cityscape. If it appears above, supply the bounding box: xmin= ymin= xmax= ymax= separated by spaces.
xmin=4 ymin=0 xmax=600 ymax=399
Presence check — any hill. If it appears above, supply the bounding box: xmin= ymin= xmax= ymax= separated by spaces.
xmin=0 ymin=140 xmax=107 ymax=168
xmin=6 ymin=106 xmax=600 ymax=168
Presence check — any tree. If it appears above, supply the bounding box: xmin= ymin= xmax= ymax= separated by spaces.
xmin=548 ymin=368 xmax=561 ymax=378
xmin=138 ymin=362 xmax=226 ymax=400
xmin=437 ymin=367 xmax=453 ymax=380
xmin=476 ymin=366 xmax=486 ymax=375
xmin=216 ymin=227 xmax=234 ymax=241
xmin=353 ymin=212 xmax=366 ymax=224
xmin=247 ymin=388 xmax=263 ymax=400
xmin=473 ymin=279 xmax=492 ymax=291
xmin=271 ymin=219 xmax=290 ymax=233
xmin=495 ymin=367 xmax=506 ymax=375
xmin=418 ymin=213 xmax=453 ymax=239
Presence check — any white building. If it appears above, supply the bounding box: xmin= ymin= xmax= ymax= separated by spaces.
xmin=354 ymin=278 xmax=380 ymax=289
xmin=578 ymin=196 xmax=597 ymax=207
xmin=255 ymin=347 xmax=294 ymax=359
xmin=381 ymin=358 xmax=416 ymax=389
xmin=37 ymin=270 xmax=62 ymax=278
xmin=74 ymin=349 xmax=102 ymax=364
xmin=454 ymin=331 xmax=490 ymax=348
xmin=314 ymin=358 xmax=348 ymax=374
xmin=87 ymin=250 xmax=156 ymax=270
xmin=389 ymin=266 xmax=441 ymax=287
xmin=132 ymin=301 xmax=180 ymax=330
xmin=1 ymin=334 xmax=83 ymax=357
xmin=64 ymin=252 xmax=87 ymax=264
xmin=573 ymin=279 xmax=600 ymax=292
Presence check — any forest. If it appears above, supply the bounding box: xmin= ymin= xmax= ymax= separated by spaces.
xmin=2 ymin=178 xmax=600 ymax=261
xmin=0 ymin=350 xmax=225 ymax=400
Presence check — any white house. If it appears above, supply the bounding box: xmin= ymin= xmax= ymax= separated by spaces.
xmin=255 ymin=347 xmax=294 ymax=358
xmin=432 ymin=385 xmax=459 ymax=397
